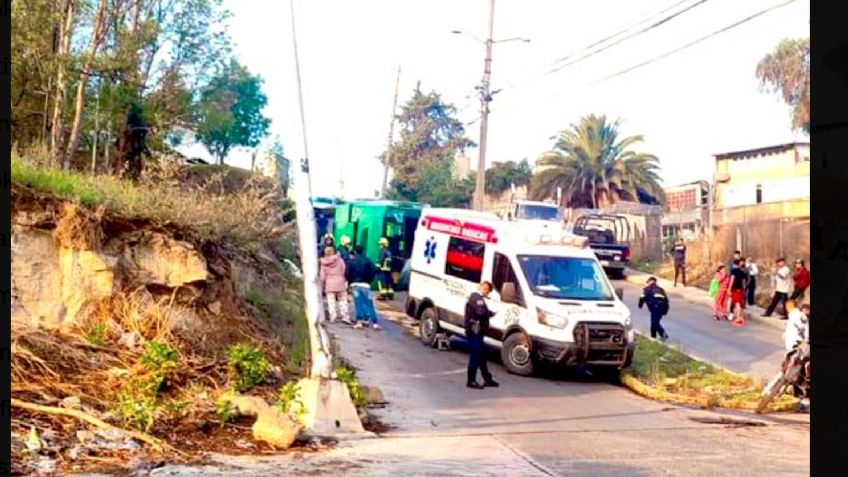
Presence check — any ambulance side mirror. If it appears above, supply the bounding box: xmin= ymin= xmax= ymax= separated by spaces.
xmin=501 ymin=282 xmax=518 ymax=304
xmin=615 ymin=287 xmax=624 ymax=300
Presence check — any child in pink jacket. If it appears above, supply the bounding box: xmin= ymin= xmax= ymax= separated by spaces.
xmin=713 ymin=265 xmax=730 ymax=321
xmin=319 ymin=246 xmax=350 ymax=323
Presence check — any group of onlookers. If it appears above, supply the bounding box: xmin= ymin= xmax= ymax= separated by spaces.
xmin=708 ymin=251 xmax=809 ymax=326
xmin=318 ymin=234 xmax=382 ymax=329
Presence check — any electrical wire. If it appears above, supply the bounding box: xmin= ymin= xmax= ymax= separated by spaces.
xmin=592 ymin=0 xmax=800 ymax=84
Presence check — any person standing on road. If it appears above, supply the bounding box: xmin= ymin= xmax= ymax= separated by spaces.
xmin=746 ymin=257 xmax=759 ymax=306
xmin=338 ymin=235 xmax=353 ymax=268
xmin=319 ymin=245 xmax=351 ymax=324
xmin=670 ymin=237 xmax=687 ymax=287
xmin=790 ymin=259 xmax=810 ymax=302
xmin=783 ymin=301 xmax=810 ymax=411
xmin=729 ymin=258 xmax=749 ymax=327
xmin=465 ymin=281 xmax=499 ymax=389
xmin=762 ymin=258 xmax=792 ymax=319
xmin=712 ymin=265 xmax=731 ymax=321
xmin=729 ymin=250 xmax=742 ymax=314
xmin=376 ymin=237 xmax=395 ymax=301
xmin=347 ymin=246 xmax=380 ymax=330
xmin=638 ymin=276 xmax=670 ymax=340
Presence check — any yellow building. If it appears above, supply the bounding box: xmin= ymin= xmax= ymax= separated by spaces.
xmin=712 ymin=142 xmax=809 ymax=225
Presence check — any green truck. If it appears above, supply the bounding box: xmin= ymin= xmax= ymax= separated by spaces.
xmin=332 ymin=200 xmax=426 ymax=291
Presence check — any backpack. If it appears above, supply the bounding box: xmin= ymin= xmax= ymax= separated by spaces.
xmin=656 ymin=293 xmax=670 ymax=316
xmin=708 ymin=278 xmax=719 ymax=297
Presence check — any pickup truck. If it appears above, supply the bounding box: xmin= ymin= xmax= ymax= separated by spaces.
xmin=572 ymin=214 xmax=631 ymax=279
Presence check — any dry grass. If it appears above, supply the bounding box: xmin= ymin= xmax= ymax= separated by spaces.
xmin=623 ymin=335 xmax=796 ymax=411
xmin=11 ymin=149 xmax=293 ymax=247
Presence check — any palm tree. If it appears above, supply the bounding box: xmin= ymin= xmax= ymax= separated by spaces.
xmin=530 ymin=114 xmax=664 ymax=208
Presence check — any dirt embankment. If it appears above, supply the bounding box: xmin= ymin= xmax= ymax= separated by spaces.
xmin=11 ymin=183 xmax=312 ymax=475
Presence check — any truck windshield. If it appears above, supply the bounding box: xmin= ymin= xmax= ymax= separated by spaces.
xmin=517 ymin=255 xmax=614 ymax=301
xmin=517 ymin=204 xmax=561 ymax=221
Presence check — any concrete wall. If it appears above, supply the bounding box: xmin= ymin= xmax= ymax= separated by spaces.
xmin=714 ymin=144 xmax=809 ymax=210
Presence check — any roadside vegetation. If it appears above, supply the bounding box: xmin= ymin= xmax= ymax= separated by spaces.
xmin=622 ymin=335 xmax=795 ymax=411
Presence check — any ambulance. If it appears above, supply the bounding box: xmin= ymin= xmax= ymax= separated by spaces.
xmin=405 ymin=208 xmax=634 ymax=377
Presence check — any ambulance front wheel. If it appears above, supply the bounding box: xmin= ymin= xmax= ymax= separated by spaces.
xmin=419 ymin=307 xmax=440 ymax=348
xmin=501 ymin=332 xmax=535 ymax=376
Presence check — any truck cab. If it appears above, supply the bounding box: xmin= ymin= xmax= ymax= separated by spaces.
xmin=405 ymin=209 xmax=634 ymax=377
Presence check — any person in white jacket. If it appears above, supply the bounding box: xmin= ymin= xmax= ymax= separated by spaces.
xmin=762 ymin=258 xmax=792 ymax=319
xmin=782 ymin=301 xmax=810 ymax=411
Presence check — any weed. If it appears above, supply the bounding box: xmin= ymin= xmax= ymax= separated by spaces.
xmin=335 ymin=366 xmax=368 ymax=408
xmin=116 ymin=388 xmax=158 ymax=432
xmin=215 ymin=390 xmax=237 ymax=426
xmin=274 ymin=381 xmax=307 ymax=421
xmin=228 ymin=343 xmax=270 ymax=392
xmin=84 ymin=323 xmax=107 ymax=346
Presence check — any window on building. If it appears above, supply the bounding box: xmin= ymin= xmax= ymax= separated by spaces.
xmin=755 ymin=184 xmax=763 ymax=204
xmin=445 ymin=237 xmax=485 ymax=283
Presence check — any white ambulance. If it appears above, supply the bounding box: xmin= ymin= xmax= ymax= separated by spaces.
xmin=404 ymin=208 xmax=634 ymax=377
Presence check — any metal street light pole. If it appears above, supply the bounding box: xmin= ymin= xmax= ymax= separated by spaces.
xmin=474 ymin=0 xmax=495 ymax=211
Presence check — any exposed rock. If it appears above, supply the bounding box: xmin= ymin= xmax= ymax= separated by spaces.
xmin=208 ymin=301 xmax=222 ymax=315
xmin=226 ymin=395 xmax=302 ymax=449
xmin=122 ymin=232 xmax=208 ymax=287
xmin=252 ymin=408 xmax=302 ymax=449
xmin=361 ymin=386 xmax=387 ymax=405
xmin=60 ymin=396 xmax=82 ymax=410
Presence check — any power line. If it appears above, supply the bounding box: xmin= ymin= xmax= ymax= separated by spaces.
xmin=552 ymin=0 xmax=698 ymax=65
xmin=593 ymin=0 xmax=800 ymax=84
xmin=500 ymin=0 xmax=713 ymax=95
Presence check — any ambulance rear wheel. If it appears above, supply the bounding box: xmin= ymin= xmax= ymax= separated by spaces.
xmin=419 ymin=307 xmax=440 ymax=348
xmin=502 ymin=332 xmax=534 ymax=376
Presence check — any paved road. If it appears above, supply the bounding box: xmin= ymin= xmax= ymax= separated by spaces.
xmin=139 ymin=296 xmax=808 ymax=477
xmin=616 ymin=280 xmax=785 ymax=380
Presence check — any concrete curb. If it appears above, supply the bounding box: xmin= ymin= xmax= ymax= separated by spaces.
xmin=296 ymin=377 xmax=374 ymax=440
xmin=623 ymin=268 xmax=785 ymax=331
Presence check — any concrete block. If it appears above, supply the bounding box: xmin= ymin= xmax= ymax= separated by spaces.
xmin=296 ymin=377 xmax=369 ymax=438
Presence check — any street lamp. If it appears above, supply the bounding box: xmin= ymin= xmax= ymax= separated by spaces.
xmin=452 ymin=16 xmax=530 ymax=210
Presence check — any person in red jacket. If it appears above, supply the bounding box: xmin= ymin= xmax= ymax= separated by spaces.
xmin=790 ymin=259 xmax=810 ymax=302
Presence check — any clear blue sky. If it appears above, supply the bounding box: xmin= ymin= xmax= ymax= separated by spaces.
xmin=178 ymin=0 xmax=809 ymax=198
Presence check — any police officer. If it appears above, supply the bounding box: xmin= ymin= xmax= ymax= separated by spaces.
xmin=376 ymin=237 xmax=394 ymax=300
xmin=638 ymin=276 xmax=670 ymax=341
xmin=338 ymin=235 xmax=352 ymax=268
xmin=465 ymin=281 xmax=499 ymax=389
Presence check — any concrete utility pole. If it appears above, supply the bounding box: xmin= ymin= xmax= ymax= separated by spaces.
xmin=381 ymin=66 xmax=401 ymax=199
xmin=289 ymin=0 xmax=331 ymax=380
xmin=473 ymin=0 xmax=495 ymax=211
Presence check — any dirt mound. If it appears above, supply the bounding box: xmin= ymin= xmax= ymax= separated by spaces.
xmin=11 ymin=186 xmax=308 ymax=475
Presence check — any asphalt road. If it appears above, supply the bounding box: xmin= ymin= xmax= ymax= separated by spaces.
xmin=616 ymin=280 xmax=785 ymax=380
xmin=138 ymin=294 xmax=809 ymax=477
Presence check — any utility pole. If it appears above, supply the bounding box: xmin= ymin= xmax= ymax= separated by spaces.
xmin=380 ymin=65 xmax=402 ymax=199
xmin=473 ymin=0 xmax=495 ymax=211
xmin=289 ymin=0 xmax=331 ymax=380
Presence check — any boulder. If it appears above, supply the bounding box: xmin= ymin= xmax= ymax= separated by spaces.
xmin=122 ymin=232 xmax=208 ymax=287
xmin=226 ymin=395 xmax=302 ymax=449
xmin=361 ymin=386 xmax=387 ymax=405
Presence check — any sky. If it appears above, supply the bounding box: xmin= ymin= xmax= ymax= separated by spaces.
xmin=177 ymin=0 xmax=810 ymax=199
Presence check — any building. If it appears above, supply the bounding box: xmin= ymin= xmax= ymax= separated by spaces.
xmin=712 ymin=142 xmax=809 ymax=226
xmin=661 ymin=180 xmax=709 ymax=240
xmin=255 ymin=153 xmax=291 ymax=194
xmin=453 ymin=155 xmax=471 ymax=180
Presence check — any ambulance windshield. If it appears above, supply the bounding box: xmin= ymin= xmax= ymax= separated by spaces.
xmin=517 ymin=255 xmax=614 ymax=301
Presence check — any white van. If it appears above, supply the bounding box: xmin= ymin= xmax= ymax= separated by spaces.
xmin=405 ymin=208 xmax=634 ymax=376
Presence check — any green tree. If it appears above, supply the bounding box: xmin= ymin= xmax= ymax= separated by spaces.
xmin=195 ymin=60 xmax=271 ymax=164
xmin=382 ymin=86 xmax=475 ymax=199
xmin=389 ymin=156 xmax=474 ymax=208
xmin=756 ymin=38 xmax=810 ymax=134
xmin=530 ymin=114 xmax=664 ymax=208
xmin=485 ymin=159 xmax=532 ymax=196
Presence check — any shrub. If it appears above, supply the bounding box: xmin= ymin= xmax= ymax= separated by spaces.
xmin=335 ymin=366 xmax=367 ymax=408
xmin=228 ymin=343 xmax=270 ymax=392
xmin=84 ymin=323 xmax=107 ymax=346
xmin=274 ymin=381 xmax=307 ymax=421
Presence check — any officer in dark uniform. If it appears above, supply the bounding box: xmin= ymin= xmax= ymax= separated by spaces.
xmin=465 ymin=281 xmax=500 ymax=389
xmin=638 ymin=276 xmax=670 ymax=341
xmin=376 ymin=237 xmax=395 ymax=300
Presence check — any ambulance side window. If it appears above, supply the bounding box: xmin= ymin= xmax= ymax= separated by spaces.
xmin=493 ymin=253 xmax=524 ymax=307
xmin=445 ymin=237 xmax=485 ymax=283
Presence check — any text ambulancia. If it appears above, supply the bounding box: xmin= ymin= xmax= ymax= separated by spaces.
xmin=405 ymin=209 xmax=635 ymax=377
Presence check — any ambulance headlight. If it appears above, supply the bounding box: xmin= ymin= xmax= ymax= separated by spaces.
xmin=537 ymin=309 xmax=568 ymax=329
xmin=624 ymin=315 xmax=633 ymax=330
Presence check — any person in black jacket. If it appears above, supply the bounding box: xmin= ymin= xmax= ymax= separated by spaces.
xmin=638 ymin=276 xmax=670 ymax=341
xmin=347 ymin=246 xmax=380 ymax=329
xmin=465 ymin=281 xmax=499 ymax=389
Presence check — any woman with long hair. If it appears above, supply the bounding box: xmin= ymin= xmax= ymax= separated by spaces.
xmin=713 ymin=265 xmax=731 ymax=321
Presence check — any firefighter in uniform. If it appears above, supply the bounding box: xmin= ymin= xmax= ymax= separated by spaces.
xmin=376 ymin=237 xmax=395 ymax=300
